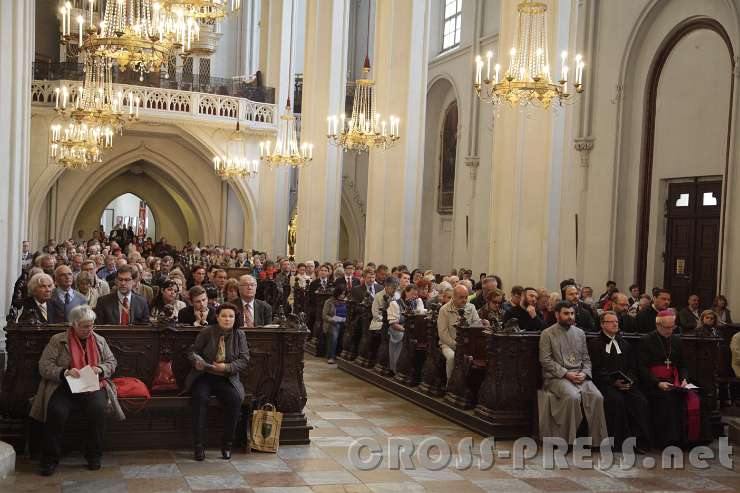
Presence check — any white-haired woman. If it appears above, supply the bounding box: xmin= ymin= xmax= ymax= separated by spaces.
xmin=30 ymin=305 xmax=120 ymax=476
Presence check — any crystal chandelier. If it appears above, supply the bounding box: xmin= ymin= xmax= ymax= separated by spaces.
xmin=327 ymin=1 xmax=399 ymax=152
xmin=213 ymin=122 xmax=259 ymax=179
xmin=259 ymin=0 xmax=312 ymax=168
xmin=80 ymin=0 xmax=175 ymax=80
xmin=50 ymin=55 xmax=140 ymax=170
xmin=473 ymin=0 xmax=585 ymax=109
xmin=162 ymin=0 xmax=240 ymax=24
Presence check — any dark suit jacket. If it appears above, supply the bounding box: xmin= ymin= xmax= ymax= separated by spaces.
xmin=635 ymin=305 xmax=659 ymax=334
xmin=678 ymin=306 xmax=700 ymax=332
xmin=235 ymin=298 xmax=273 ymax=327
xmin=94 ymin=292 xmax=150 ymax=325
xmin=336 ymin=276 xmax=360 ymax=289
xmin=19 ymin=296 xmax=53 ymax=324
xmin=47 ymin=288 xmax=87 ymax=323
xmin=177 ymin=306 xmax=217 ymax=326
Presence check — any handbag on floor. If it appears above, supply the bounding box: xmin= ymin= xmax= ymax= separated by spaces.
xmin=250 ymin=403 xmax=283 ymax=453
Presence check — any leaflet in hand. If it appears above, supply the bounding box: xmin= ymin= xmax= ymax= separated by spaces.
xmin=66 ymin=365 xmax=100 ymax=393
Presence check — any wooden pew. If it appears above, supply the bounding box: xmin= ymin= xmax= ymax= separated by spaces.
xmin=304 ymin=284 xmax=333 ymax=357
xmin=0 ymin=317 xmax=311 ymax=452
xmin=338 ymin=326 xmax=721 ymax=440
xmin=394 ymin=312 xmax=431 ymax=386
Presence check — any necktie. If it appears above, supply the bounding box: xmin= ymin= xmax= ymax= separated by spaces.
xmin=121 ymin=296 xmax=130 ymax=325
xmin=39 ymin=303 xmax=47 ymax=321
xmin=64 ymin=292 xmax=71 ymax=305
xmin=369 ymin=286 xmax=374 ymax=297
xmin=244 ymin=303 xmax=254 ymax=328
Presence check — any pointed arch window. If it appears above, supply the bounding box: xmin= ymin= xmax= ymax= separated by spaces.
xmin=438 ymin=101 xmax=458 ymax=214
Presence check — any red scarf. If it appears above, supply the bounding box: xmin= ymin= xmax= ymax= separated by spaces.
xmin=68 ymin=328 xmax=106 ymax=389
xmin=650 ymin=364 xmax=700 ymax=442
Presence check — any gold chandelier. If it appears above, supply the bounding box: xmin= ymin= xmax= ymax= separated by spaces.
xmin=259 ymin=0 xmax=312 ymax=168
xmin=474 ymin=0 xmax=584 ymax=109
xmin=50 ymin=55 xmax=140 ymax=169
xmin=327 ymin=1 xmax=399 ymax=152
xmin=213 ymin=122 xmax=259 ymax=179
xmin=162 ymin=0 xmax=240 ymax=23
xmin=327 ymin=59 xmax=400 ymax=152
xmin=79 ymin=0 xmax=175 ymax=80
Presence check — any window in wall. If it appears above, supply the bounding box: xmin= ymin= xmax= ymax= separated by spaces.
xmin=438 ymin=101 xmax=458 ymax=214
xmin=442 ymin=0 xmax=462 ymax=51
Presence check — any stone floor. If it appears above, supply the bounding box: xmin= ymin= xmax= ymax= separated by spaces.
xmin=2 ymin=355 xmax=739 ymax=492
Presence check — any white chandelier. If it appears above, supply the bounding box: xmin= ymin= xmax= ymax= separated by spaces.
xmin=473 ymin=0 xmax=584 ymax=109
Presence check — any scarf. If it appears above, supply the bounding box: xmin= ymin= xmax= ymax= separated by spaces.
xmin=216 ymin=329 xmax=232 ymax=363
xmin=68 ymin=328 xmax=106 ymax=389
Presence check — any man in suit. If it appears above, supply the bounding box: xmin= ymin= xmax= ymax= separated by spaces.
xmin=95 ymin=265 xmax=150 ymax=324
xmin=340 ymin=261 xmax=360 ymax=289
xmin=351 ymin=268 xmax=382 ymax=304
xmin=178 ymin=286 xmax=217 ymax=326
xmin=612 ymin=292 xmax=636 ymax=333
xmin=635 ymin=289 xmax=671 ymax=333
xmin=237 ymin=274 xmax=272 ymax=327
xmin=19 ymin=272 xmax=55 ymax=323
xmin=563 ymin=285 xmax=598 ymax=332
xmin=21 ymin=240 xmax=33 ymax=269
xmin=678 ymin=294 xmax=701 ymax=333
xmin=470 ymin=277 xmax=498 ymax=310
xmin=48 ymin=265 xmax=87 ymax=323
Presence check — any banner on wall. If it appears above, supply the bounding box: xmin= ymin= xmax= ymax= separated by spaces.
xmin=137 ymin=200 xmax=147 ymax=237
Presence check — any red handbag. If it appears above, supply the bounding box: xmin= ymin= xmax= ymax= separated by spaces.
xmin=151 ymin=359 xmax=178 ymax=392
xmin=112 ymin=377 xmax=151 ymax=413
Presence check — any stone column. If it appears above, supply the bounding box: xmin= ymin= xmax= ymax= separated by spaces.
xmin=294 ymin=0 xmax=350 ymax=262
xmin=363 ymin=0 xmax=430 ymax=267
xmin=255 ymin=0 xmax=292 ymax=256
xmin=486 ymin=0 xmax=570 ymax=288
xmin=0 ymin=0 xmax=33 ymax=366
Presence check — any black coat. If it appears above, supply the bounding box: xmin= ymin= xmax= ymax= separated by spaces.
xmin=635 ymin=306 xmax=659 ymax=334
xmin=235 ymin=298 xmax=273 ymax=327
xmin=588 ymin=332 xmax=640 ymax=388
xmin=502 ymin=305 xmax=545 ymax=332
xmin=177 ymin=306 xmax=217 ymax=326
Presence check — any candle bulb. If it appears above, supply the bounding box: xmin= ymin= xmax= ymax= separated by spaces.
xmin=486 ymin=51 xmax=492 ymax=81
xmin=494 ymin=63 xmax=500 ymax=84
xmin=259 ymin=141 xmax=264 ymax=157
xmin=340 ymin=113 xmax=345 ymax=132
xmin=327 ymin=116 xmax=331 ymax=135
xmin=55 ymin=88 xmax=60 ymax=109
xmin=475 ymin=55 xmax=482 ymax=85
xmin=381 ymin=120 xmax=386 ymax=136
xmin=89 ymin=0 xmax=95 ymax=25
xmin=560 ymin=51 xmax=568 ymax=81
xmin=135 ymin=97 xmax=140 ymax=118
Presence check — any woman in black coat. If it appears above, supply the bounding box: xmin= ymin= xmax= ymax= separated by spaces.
xmin=185 ymin=302 xmax=250 ymax=461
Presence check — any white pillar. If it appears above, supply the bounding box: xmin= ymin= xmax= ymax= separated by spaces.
xmin=255 ymin=0 xmax=292 ymax=256
xmin=487 ymin=0 xmax=568 ymax=289
xmin=363 ymin=0 xmax=430 ymax=266
xmin=294 ymin=0 xmax=350 ymax=262
xmin=0 ymin=0 xmax=33 ymax=359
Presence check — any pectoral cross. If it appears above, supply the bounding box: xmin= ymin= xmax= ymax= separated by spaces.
xmin=665 ymin=358 xmax=671 ymax=368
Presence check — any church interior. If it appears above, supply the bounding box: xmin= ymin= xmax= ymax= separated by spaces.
xmin=1 ymin=0 xmax=740 ymax=491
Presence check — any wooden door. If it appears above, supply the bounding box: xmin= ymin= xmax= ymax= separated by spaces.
xmin=664 ymin=181 xmax=721 ymax=310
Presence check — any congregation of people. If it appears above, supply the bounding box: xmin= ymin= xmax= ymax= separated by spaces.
xmin=11 ymin=229 xmax=740 ymax=475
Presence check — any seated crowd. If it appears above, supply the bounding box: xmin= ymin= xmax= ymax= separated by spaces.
xmin=11 ymin=232 xmax=740 ymax=474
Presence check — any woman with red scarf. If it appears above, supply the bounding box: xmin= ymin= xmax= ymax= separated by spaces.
xmin=30 ymin=305 xmax=118 ymax=476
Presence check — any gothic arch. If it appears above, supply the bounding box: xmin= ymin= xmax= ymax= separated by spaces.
xmin=58 ymin=144 xmax=214 ymax=242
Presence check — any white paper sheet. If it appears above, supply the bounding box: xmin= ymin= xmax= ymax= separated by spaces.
xmin=65 ymin=365 xmax=100 ymax=393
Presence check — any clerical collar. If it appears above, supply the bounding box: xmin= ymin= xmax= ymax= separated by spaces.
xmin=602 ymin=332 xmax=622 ymax=354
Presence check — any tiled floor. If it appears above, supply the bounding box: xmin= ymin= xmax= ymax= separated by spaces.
xmin=2 ymin=355 xmax=739 ymax=492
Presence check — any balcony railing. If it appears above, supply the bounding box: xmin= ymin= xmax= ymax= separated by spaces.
xmin=33 ymin=62 xmax=275 ymax=104
xmin=32 ymin=80 xmax=277 ymax=128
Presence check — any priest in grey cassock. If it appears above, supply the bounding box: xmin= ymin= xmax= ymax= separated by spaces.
xmin=538 ymin=301 xmax=608 ymax=446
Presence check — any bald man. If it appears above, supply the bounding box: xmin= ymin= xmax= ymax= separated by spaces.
xmin=49 ymin=265 xmax=87 ymax=323
xmin=438 ymin=285 xmax=487 ymax=381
